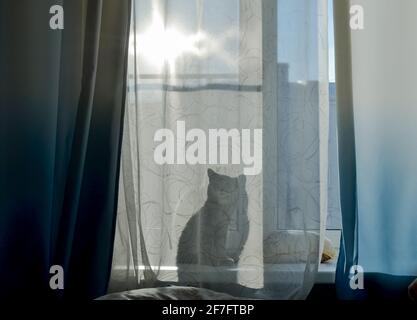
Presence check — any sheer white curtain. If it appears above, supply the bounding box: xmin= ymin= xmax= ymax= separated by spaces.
xmin=109 ymin=0 xmax=329 ymax=299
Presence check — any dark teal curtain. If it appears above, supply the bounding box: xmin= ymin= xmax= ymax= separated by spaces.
xmin=0 ymin=0 xmax=131 ymax=299
xmin=333 ymin=0 xmax=416 ymax=300
xmin=332 ymin=0 xmax=359 ymax=300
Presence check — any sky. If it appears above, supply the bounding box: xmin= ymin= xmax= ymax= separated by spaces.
xmin=133 ymin=0 xmax=337 ymax=82
xmin=277 ymin=0 xmax=336 ymax=82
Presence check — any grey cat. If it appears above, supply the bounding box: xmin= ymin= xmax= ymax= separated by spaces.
xmin=177 ymin=169 xmax=249 ymax=288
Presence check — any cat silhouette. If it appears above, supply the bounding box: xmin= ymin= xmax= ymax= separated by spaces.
xmin=176 ymin=169 xmax=249 ymax=293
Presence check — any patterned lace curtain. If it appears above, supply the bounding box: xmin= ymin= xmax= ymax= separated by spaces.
xmin=109 ymin=0 xmax=329 ymax=299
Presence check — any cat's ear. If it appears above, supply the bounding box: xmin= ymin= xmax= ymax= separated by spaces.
xmin=208 ymin=169 xmax=216 ymax=179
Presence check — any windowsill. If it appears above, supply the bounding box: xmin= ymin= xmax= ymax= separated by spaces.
xmin=314 ymin=229 xmax=340 ymax=284
xmin=111 ymin=230 xmax=341 ymax=287
xmin=317 ymin=260 xmax=337 ymax=284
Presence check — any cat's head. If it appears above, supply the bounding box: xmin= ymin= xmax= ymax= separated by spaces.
xmin=207 ymin=169 xmax=246 ymax=205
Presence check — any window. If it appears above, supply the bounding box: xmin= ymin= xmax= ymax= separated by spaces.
xmin=327 ymin=0 xmax=342 ymax=232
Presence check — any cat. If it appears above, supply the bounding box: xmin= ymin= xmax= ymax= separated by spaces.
xmin=177 ymin=169 xmax=248 ymax=288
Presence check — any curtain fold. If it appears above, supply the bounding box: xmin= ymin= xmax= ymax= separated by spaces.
xmin=334 ymin=0 xmax=417 ymax=299
xmin=110 ymin=0 xmax=329 ymax=299
xmin=333 ymin=0 xmax=358 ymax=300
xmin=0 ymin=0 xmax=131 ymax=299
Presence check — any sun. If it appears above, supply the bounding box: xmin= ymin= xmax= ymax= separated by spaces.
xmin=130 ymin=8 xmax=205 ymax=74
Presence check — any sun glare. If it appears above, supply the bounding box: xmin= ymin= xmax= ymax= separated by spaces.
xmin=131 ymin=8 xmax=205 ymax=73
